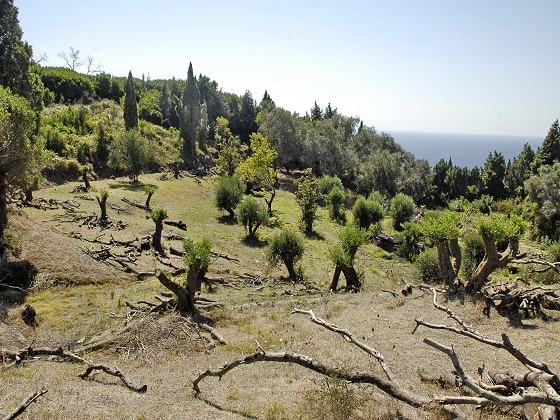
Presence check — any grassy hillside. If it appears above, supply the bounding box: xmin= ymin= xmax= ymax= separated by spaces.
xmin=1 ymin=170 xmax=560 ymax=419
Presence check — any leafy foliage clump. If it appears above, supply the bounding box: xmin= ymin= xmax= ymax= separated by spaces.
xmin=415 ymin=247 xmax=443 ymax=283
xmin=238 ymin=197 xmax=269 ymax=239
xmin=266 ymin=228 xmax=305 ymax=280
xmin=389 ymin=193 xmax=416 ymax=230
xmin=295 ymin=169 xmax=321 ymax=233
xmin=352 ymin=196 xmax=383 ymax=230
xmin=215 ymin=176 xmax=243 ymax=218
xmin=183 ymin=238 xmax=212 ymax=273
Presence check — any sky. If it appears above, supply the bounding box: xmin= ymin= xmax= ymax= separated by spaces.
xmin=15 ymin=0 xmax=560 ymax=137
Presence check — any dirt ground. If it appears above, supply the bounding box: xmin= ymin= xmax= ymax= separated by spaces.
xmin=1 ymin=177 xmax=559 ymax=419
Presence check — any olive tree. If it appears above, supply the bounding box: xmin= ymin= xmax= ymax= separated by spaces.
xmin=420 ymin=211 xmax=527 ymax=294
xmin=238 ymin=197 xmax=268 ymax=240
xmin=151 ymin=207 xmax=168 ymax=253
xmin=266 ymin=229 xmax=305 ymax=280
xmin=108 ymin=128 xmax=153 ymax=183
xmin=389 ymin=193 xmax=416 ymax=230
xmin=295 ymin=169 xmax=321 ymax=233
xmin=329 ymin=226 xmax=368 ymax=292
xmin=215 ymin=176 xmax=243 ymax=218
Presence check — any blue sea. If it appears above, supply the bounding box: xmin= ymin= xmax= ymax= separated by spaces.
xmin=386 ymin=131 xmax=543 ymax=168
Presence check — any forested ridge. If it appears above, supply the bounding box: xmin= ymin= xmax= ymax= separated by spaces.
xmin=3 ymin=2 xmax=560 ymax=418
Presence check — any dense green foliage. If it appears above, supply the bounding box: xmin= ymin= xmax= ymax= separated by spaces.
xmin=266 ymin=228 xmax=305 ymax=279
xmin=124 ymin=71 xmax=138 ymax=130
xmin=352 ymin=196 xmax=383 ymax=230
xmin=0 ymin=85 xmax=42 ymax=239
xmin=295 ymin=169 xmax=321 ymax=233
xmin=108 ymin=129 xmax=153 ymax=182
xmin=183 ymin=237 xmax=212 ymax=276
xmin=215 ymin=176 xmax=243 ymax=218
xmin=389 ymin=193 xmax=416 ymax=230
xmin=237 ymin=196 xmax=269 ymax=239
xmin=329 ymin=226 xmax=368 ymax=267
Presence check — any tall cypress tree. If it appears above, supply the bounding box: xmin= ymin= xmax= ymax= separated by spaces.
xmin=180 ymin=62 xmax=201 ymax=166
xmin=123 ymin=71 xmax=138 ymax=131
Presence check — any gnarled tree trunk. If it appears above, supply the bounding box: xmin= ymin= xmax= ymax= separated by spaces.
xmin=330 ymin=264 xmax=361 ymax=292
xmin=465 ymin=236 xmax=518 ymax=295
xmin=436 ymin=241 xmax=457 ymax=287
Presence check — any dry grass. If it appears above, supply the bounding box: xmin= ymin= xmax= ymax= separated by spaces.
xmin=1 ymin=172 xmax=559 ymax=419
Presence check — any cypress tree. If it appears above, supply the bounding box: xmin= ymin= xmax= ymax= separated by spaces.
xmin=533 ymin=119 xmax=560 ymax=171
xmin=180 ymin=62 xmax=201 ymax=166
xmin=123 ymin=71 xmax=138 ymax=131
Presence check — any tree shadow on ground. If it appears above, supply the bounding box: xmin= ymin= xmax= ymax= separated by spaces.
xmin=217 ymin=215 xmax=237 ymax=226
xmin=0 ymin=260 xmax=37 ymax=304
xmin=304 ymin=230 xmax=325 ymax=241
xmin=241 ymin=237 xmax=267 ymax=248
xmin=107 ymin=180 xmax=157 ymax=192
xmin=195 ymin=395 xmax=258 ymax=419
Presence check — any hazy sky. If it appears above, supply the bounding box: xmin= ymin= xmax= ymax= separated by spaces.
xmin=15 ymin=0 xmax=560 ymax=137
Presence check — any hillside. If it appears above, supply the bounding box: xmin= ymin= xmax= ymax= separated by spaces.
xmin=1 ymin=173 xmax=559 ymax=419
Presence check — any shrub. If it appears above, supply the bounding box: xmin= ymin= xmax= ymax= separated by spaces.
xmin=389 ymin=193 xmax=416 ymax=230
xmin=327 ymin=186 xmax=346 ymax=224
xmin=215 ymin=176 xmax=243 ymax=218
xmin=183 ymin=238 xmax=212 ymax=273
xmin=238 ymin=197 xmax=269 ymax=239
xmin=395 ymin=221 xmax=422 ymax=262
xmin=319 ymin=175 xmax=343 ymax=197
xmin=352 ymin=197 xmax=384 ymax=230
xmin=295 ymin=169 xmax=321 ymax=233
xmin=415 ymin=247 xmax=443 ymax=283
xmin=266 ymin=229 xmax=305 ymax=280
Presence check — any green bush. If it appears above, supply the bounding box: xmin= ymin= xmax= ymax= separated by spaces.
xmin=183 ymin=238 xmax=212 ymax=273
xmin=319 ymin=174 xmax=343 ymax=196
xmin=215 ymin=176 xmax=243 ymax=218
xmin=389 ymin=193 xmax=416 ymax=231
xmin=238 ymin=196 xmax=269 ymax=239
xmin=352 ymin=197 xmax=384 ymax=230
xmin=266 ymin=229 xmax=305 ymax=280
xmin=395 ymin=221 xmax=422 ymax=262
xmin=415 ymin=247 xmax=443 ymax=283
xmin=327 ymin=186 xmax=346 ymax=224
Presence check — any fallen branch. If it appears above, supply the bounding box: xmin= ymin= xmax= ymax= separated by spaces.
xmin=79 ymin=364 xmax=147 ymax=393
xmin=2 ymin=388 xmax=48 ymax=420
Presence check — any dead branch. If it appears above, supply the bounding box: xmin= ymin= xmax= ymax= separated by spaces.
xmin=194 ymin=300 xmax=560 ymax=418
xmin=79 ymin=364 xmax=147 ymax=393
xmin=121 ymin=197 xmax=148 ymax=211
xmin=291 ymin=308 xmax=398 ymax=382
xmin=191 ymin=348 xmax=465 ymax=418
xmin=2 ymin=388 xmax=48 ymax=420
xmin=197 ymin=323 xmax=227 ymax=345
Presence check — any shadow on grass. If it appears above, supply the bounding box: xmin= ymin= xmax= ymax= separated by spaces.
xmin=217 ymin=215 xmax=237 ymax=226
xmin=195 ymin=395 xmax=258 ymax=419
xmin=241 ymin=237 xmax=267 ymax=248
xmin=0 ymin=260 xmax=37 ymax=304
xmin=107 ymin=180 xmax=157 ymax=193
xmin=304 ymin=230 xmax=325 ymax=241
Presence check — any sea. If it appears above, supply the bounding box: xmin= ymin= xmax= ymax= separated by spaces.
xmin=386 ymin=130 xmax=543 ymax=169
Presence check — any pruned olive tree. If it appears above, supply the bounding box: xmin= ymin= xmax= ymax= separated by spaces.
xmin=150 ymin=207 xmax=167 ymax=253
xmin=419 ymin=211 xmax=527 ymax=295
xmin=266 ymin=228 xmax=305 ymax=280
xmin=329 ymin=226 xmax=368 ymax=292
xmin=155 ymin=238 xmax=212 ymax=313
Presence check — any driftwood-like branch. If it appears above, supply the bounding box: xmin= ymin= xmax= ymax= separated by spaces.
xmin=194 ymin=300 xmax=560 ymax=417
xmin=79 ymin=364 xmax=147 ymax=393
xmin=2 ymin=388 xmax=48 ymax=420
xmin=291 ymin=308 xmax=398 ymax=382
